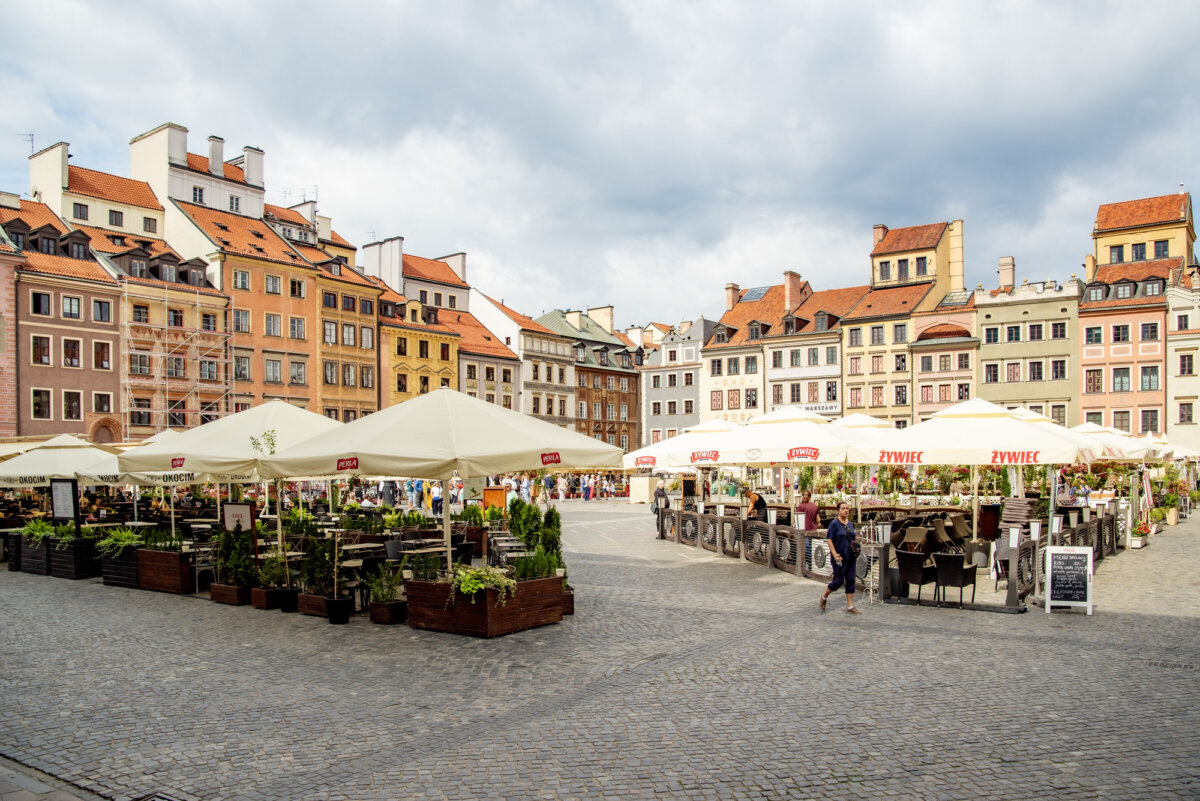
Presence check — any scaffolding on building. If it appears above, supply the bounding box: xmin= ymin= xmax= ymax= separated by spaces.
xmin=119 ymin=279 xmax=233 ymax=439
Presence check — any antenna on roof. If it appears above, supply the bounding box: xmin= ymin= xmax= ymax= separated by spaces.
xmin=366 ymin=231 xmax=375 ymax=242
xmin=18 ymin=134 xmax=33 ymax=154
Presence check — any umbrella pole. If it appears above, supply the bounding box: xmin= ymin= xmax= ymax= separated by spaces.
xmin=170 ymin=491 xmax=176 ymax=540
xmin=444 ymin=474 xmax=454 ymax=574
xmin=275 ymin=479 xmax=287 ymax=588
xmin=855 ymin=465 xmax=862 ymax=524
xmin=971 ymin=465 xmax=979 ymax=540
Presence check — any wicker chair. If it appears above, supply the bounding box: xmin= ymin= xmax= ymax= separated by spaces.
xmin=933 ymin=552 xmax=977 ymax=608
xmin=895 ymin=548 xmax=937 ymax=604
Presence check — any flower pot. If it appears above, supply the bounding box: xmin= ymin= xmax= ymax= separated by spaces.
xmin=210 ymin=583 xmax=251 ymax=605
xmin=20 ymin=536 xmax=51 ymax=576
xmin=1167 ymin=508 xmax=1179 ymax=526
xmin=137 ymin=549 xmax=193 ymax=594
xmin=298 ymin=592 xmax=329 ymax=617
xmin=101 ymin=546 xmax=140 ymax=588
xmin=369 ymin=600 xmax=408 ymax=624
xmin=5 ymin=532 xmax=21 ymax=571
xmin=251 ymin=586 xmax=299 ymax=610
xmin=1130 ymin=536 xmax=1147 ymax=549
xmin=276 ymin=587 xmax=300 ymax=613
xmin=49 ymin=538 xmax=102 ymax=580
xmin=326 ymin=595 xmax=355 ymax=625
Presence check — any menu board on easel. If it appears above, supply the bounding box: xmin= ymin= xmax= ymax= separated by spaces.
xmin=1045 ymin=545 xmax=1093 ymax=615
xmin=50 ymin=478 xmax=79 ymax=523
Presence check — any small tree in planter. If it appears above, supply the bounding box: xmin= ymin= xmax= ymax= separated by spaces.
xmin=252 ymin=544 xmax=299 ymax=612
xmin=365 ymin=559 xmax=407 ymax=624
xmin=211 ymin=522 xmax=256 ymax=605
xmin=19 ymin=519 xmax=54 ymax=576
xmin=96 ymin=527 xmax=143 ymax=588
xmin=298 ymin=535 xmax=352 ymax=623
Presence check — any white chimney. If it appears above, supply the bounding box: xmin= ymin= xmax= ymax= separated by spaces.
xmin=167 ymin=124 xmax=187 ymax=166
xmin=997 ymin=256 xmax=1015 ymax=288
xmin=207 ymin=136 xmax=224 ymax=177
xmin=565 ymin=310 xmax=583 ymax=330
xmin=242 ymin=146 xmax=264 ymax=187
xmin=587 ymin=305 xmax=615 ymax=334
xmin=438 ymin=252 xmax=467 ymax=283
xmin=363 ymin=236 xmax=404 ymax=295
xmin=291 ymin=201 xmax=317 ymax=224
xmin=0 ymin=191 xmax=20 ymax=210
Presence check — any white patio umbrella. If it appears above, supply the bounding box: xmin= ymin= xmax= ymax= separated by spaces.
xmin=261 ymin=387 xmax=623 ymax=571
xmin=0 ymin=434 xmax=120 ymax=487
xmin=830 ymin=413 xmax=894 ymax=516
xmin=746 ymin=405 xmax=832 ymax=424
xmin=623 ymin=418 xmax=739 ymax=471
xmin=1071 ymin=423 xmax=1150 ymax=461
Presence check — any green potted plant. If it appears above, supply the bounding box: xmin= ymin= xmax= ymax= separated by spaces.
xmin=365 ymin=561 xmax=407 ymax=624
xmin=96 ymin=527 xmax=143 ymax=589
xmin=137 ymin=528 xmax=192 ymax=594
xmin=19 ymin=518 xmax=54 ymax=576
xmin=252 ymin=544 xmax=299 ymax=612
xmin=1161 ymin=492 xmax=1179 ymax=526
xmin=210 ymin=522 xmax=256 ymax=605
xmin=1130 ymin=519 xmax=1151 ymax=548
xmin=298 ymin=536 xmax=352 ymax=623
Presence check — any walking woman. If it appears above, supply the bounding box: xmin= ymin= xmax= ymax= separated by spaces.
xmin=820 ymin=501 xmax=861 ymax=614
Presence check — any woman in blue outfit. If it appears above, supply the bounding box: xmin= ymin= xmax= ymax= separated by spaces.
xmin=820 ymin=501 xmax=861 ymax=614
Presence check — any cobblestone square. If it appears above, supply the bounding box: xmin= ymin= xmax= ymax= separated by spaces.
xmin=2 ymin=502 xmax=1198 ymax=800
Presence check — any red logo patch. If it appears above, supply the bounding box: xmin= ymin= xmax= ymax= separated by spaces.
xmin=691 ymin=450 xmax=719 ymax=463
xmin=337 ymin=457 xmax=359 ymax=471
xmin=171 ymin=457 xmax=185 ymax=468
xmin=540 ymin=452 xmax=561 ymax=465
xmin=634 ymin=455 xmax=656 ymax=467
xmin=787 ymin=446 xmax=820 ymax=461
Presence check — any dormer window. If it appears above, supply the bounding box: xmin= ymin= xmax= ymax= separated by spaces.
xmin=108 ymin=235 xmax=125 ymax=246
xmin=1145 ymin=281 xmax=1162 ymax=296
xmin=160 ymin=265 xmax=177 ymax=283
xmin=1088 ymin=286 xmax=1105 ymax=302
xmin=714 ymin=330 xmax=727 ymax=344
xmin=190 ymin=270 xmax=204 ymax=286
xmin=130 ymin=259 xmax=148 ymax=277
xmin=215 ymin=222 xmax=229 ymax=232
xmin=1116 ymin=284 xmax=1133 ymax=299
xmin=251 ymin=230 xmax=265 ymax=239
xmin=39 ymin=237 xmax=56 ymax=255
xmin=815 ymin=314 xmax=828 ymax=332
xmin=598 ymin=350 xmax=608 ymax=366
xmin=783 ymin=319 xmax=795 ymax=335
xmin=69 ymin=242 xmax=88 ymax=260
xmin=748 ymin=324 xmax=761 ymax=340
xmin=635 ymin=351 xmax=643 ymax=366
xmin=9 ymin=232 xmax=23 ymax=249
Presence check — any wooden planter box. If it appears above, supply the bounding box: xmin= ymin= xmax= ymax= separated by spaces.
xmin=562 ymin=585 xmax=574 ymax=615
xmin=137 ymin=549 xmax=193 ymax=594
xmin=460 ymin=525 xmax=487 ymax=558
xmin=20 ymin=537 xmax=51 ymax=576
xmin=49 ymin=538 xmax=102 ymax=580
xmin=406 ymin=575 xmax=563 ymax=638
xmin=6 ymin=532 xmax=22 ymax=572
xmin=251 ymin=586 xmax=300 ymax=612
xmin=298 ymin=592 xmax=329 ymax=617
xmin=369 ymin=600 xmax=407 ymax=624
xmin=101 ymin=547 xmax=140 ymax=588
xmin=210 ymin=583 xmax=251 ymax=605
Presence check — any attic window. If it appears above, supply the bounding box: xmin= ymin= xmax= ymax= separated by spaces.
xmin=330 ymin=263 xmax=341 ymax=275
xmin=218 ymin=238 xmax=231 ymax=247
xmin=251 ymin=230 xmax=265 ymax=239
xmin=1116 ymin=284 xmax=1132 ymax=299
xmin=576 ymin=345 xmax=586 ymax=363
xmin=251 ymin=245 xmax=265 ymax=253
xmin=1088 ymin=286 xmax=1105 ymax=302
xmin=286 ymin=252 xmax=297 ymax=260
xmin=714 ymin=330 xmax=727 ymax=344
xmin=135 ymin=240 xmax=152 ymax=250
xmin=815 ymin=314 xmax=828 ymax=332
xmin=783 ymin=320 xmax=795 ymax=335
xmin=108 ymin=235 xmax=125 ymax=246
xmin=214 ymin=222 xmax=229 ymax=232
xmin=748 ymin=324 xmax=761 ymax=340
xmin=1145 ymin=281 xmax=1162 ymax=296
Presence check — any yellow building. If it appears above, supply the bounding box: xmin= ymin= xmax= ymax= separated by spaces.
xmin=373 ymin=280 xmax=459 ymax=407
xmin=842 ymin=221 xmax=965 ymax=428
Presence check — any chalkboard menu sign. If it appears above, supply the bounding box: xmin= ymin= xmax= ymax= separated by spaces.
xmin=1045 ymin=546 xmax=1093 ymax=615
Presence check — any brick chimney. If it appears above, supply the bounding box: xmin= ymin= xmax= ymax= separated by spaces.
xmin=873 ymin=224 xmax=889 ymax=245
xmin=564 ymin=310 xmax=583 ymax=330
xmin=725 ymin=283 xmax=740 ymax=312
xmin=783 ymin=270 xmax=806 ymax=311
xmin=997 ymin=256 xmax=1015 ymax=288
xmin=207 ymin=136 xmax=224 ymax=177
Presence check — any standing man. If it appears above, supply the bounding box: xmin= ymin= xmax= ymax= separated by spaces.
xmin=820 ymin=501 xmax=860 ymax=615
xmin=557 ymin=474 xmax=567 ymax=502
xmin=795 ymin=490 xmax=819 ymax=532
xmin=653 ymin=479 xmax=669 ymax=539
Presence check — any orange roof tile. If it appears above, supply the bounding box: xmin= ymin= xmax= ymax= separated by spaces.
xmin=706 ymin=284 xmax=790 ymax=350
xmin=916 ymin=323 xmax=971 ymax=340
xmin=294 ymin=243 xmax=333 ymax=263
xmin=613 ymin=331 xmax=636 ymax=348
xmin=185 ymin=153 xmax=247 ymax=183
xmin=403 ymin=253 xmax=469 ymax=288
xmin=175 ymin=201 xmax=307 ymax=267
xmin=327 ymin=230 xmax=353 ymax=249
xmin=120 ymin=274 xmax=225 ymax=297
xmin=442 ymin=310 xmax=517 ymax=360
xmin=319 ymin=262 xmax=377 ymax=289
xmin=263 ymin=203 xmax=312 ymax=227
xmin=0 ymin=199 xmax=67 ymax=234
xmin=19 ymin=251 xmax=116 ymax=284
xmin=1079 ymin=295 xmax=1167 ymax=311
xmin=844 ymin=282 xmax=935 ymax=321
xmin=790 ymin=285 xmax=871 ymax=330
xmin=871 ymin=222 xmax=948 ymax=256
xmin=67 ymin=166 xmax=163 ymax=210
xmin=648 ymin=322 xmax=671 ymax=332
xmin=1093 ymin=258 xmax=1179 ymax=285
xmin=70 ymin=224 xmax=179 ymax=259
xmin=0 ymin=241 xmax=15 ymax=254
xmin=365 ymin=275 xmax=407 ymax=305
xmin=1095 ymin=193 xmax=1189 ymax=232
xmin=480 ymin=293 xmax=556 ymax=335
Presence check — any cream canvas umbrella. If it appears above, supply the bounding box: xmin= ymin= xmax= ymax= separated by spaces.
xmin=746 ymin=405 xmax=832 ymax=424
xmin=261 ymin=387 xmax=623 ymax=570
xmin=623 ymin=419 xmax=739 ymax=471
xmin=1071 ymin=423 xmax=1150 ymax=461
xmin=0 ymin=434 xmax=121 ymax=487
xmin=830 ymin=413 xmax=893 ymax=516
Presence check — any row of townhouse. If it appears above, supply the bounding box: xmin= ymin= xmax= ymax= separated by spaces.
xmin=636 ymin=189 xmax=1200 ymax=452
xmin=0 ymin=121 xmax=604 ymax=442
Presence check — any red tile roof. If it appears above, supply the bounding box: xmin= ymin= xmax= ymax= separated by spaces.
xmin=790 ymin=284 xmax=871 ymax=331
xmin=871 ymin=222 xmax=948 ymax=256
xmin=66 ymin=166 xmax=163 ymax=210
xmin=648 ymin=322 xmax=671 ymax=332
xmin=1095 ymin=193 xmax=1189 ymax=232
xmin=1079 ymin=295 xmax=1167 ymax=311
xmin=327 ymin=230 xmax=353 ymax=249
xmin=293 ymin=243 xmax=333 ymax=264
xmin=176 ymin=201 xmax=306 ymax=267
xmin=70 ymin=224 xmax=179 ymax=259
xmin=263 ymin=203 xmax=311 ymax=227
xmin=365 ymin=275 xmax=407 ymax=305
xmin=844 ymin=282 xmax=935 ymax=321
xmin=19 ymin=251 xmax=117 ymax=284
xmin=1093 ymin=257 xmax=1179 ymax=285
xmin=403 ymin=253 xmax=469 ymax=288
xmin=706 ymin=284 xmax=789 ymax=350
xmin=120 ymin=273 xmax=225 ymax=297
xmin=480 ymin=293 xmax=556 ymax=335
xmin=0 ymin=199 xmax=67 ymax=234
xmin=185 ymin=153 xmax=247 ymax=183
xmin=916 ymin=323 xmax=971 ymax=340
xmin=443 ymin=310 xmax=517 ymax=359
xmin=320 ymin=262 xmax=377 ymax=289
xmin=612 ymin=331 xmax=636 ymax=348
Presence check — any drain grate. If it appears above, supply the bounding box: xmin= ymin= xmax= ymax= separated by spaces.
xmin=1141 ymin=660 xmax=1199 ymax=671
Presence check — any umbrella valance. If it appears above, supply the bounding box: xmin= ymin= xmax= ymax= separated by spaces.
xmin=0 ymin=434 xmax=121 ymax=487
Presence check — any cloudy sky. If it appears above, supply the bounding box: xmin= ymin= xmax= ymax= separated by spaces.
xmin=3 ymin=1 xmax=1198 ymax=330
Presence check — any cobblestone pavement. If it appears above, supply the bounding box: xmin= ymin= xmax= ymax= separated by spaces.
xmin=2 ymin=502 xmax=1198 ymax=801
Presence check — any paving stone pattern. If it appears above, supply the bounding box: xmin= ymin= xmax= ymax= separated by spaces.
xmin=1 ymin=504 xmax=1198 ymax=800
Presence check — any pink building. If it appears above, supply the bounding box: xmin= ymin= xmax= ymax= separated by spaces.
xmin=909 ymin=291 xmax=977 ymax=422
